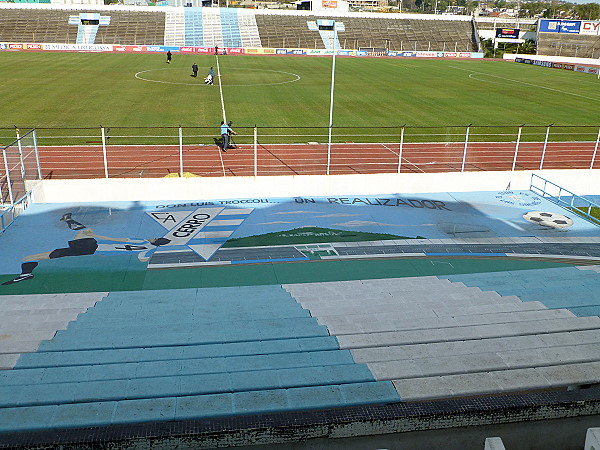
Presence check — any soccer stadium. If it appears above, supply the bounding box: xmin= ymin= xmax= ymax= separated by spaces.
xmin=1 ymin=2 xmax=600 ymax=449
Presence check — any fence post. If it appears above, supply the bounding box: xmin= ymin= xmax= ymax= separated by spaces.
xmin=539 ymin=124 xmax=552 ymax=170
xmin=397 ymin=125 xmax=405 ymax=174
xmin=254 ymin=125 xmax=258 ymax=177
xmin=327 ymin=125 xmax=332 ymax=176
xmin=590 ymin=126 xmax=600 ymax=170
xmin=512 ymin=125 xmax=523 ymax=171
xmin=178 ymin=126 xmax=184 ymax=176
xmin=101 ymin=126 xmax=109 ymax=179
xmin=3 ymin=149 xmax=14 ymax=206
xmin=32 ymin=129 xmax=42 ymax=180
xmin=14 ymin=127 xmax=26 ymax=179
xmin=461 ymin=124 xmax=471 ymax=172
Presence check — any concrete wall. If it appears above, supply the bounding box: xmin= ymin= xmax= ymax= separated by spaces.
xmin=30 ymin=169 xmax=600 ymax=203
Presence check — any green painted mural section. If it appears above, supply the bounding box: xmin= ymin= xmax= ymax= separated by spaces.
xmin=0 ymin=257 xmax=572 ymax=295
xmin=222 ymin=227 xmax=425 ymax=247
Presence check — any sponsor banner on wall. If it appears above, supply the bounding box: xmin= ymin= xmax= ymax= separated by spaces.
xmin=539 ymin=19 xmax=581 ymax=34
xmin=496 ymin=28 xmax=520 ymax=38
xmin=580 ymin=21 xmax=600 ymax=36
xmin=145 ymin=46 xmax=180 ymax=52
xmin=276 ymin=48 xmax=287 ymax=54
xmin=114 ymin=45 xmax=146 ymax=52
xmin=245 ymin=48 xmax=276 ymax=54
xmin=515 ymin=58 xmax=593 ymax=73
xmin=227 ymin=47 xmax=244 ymax=54
xmin=573 ymin=65 xmax=597 ymax=74
xmin=43 ymin=43 xmax=113 ymax=51
xmin=9 ymin=43 xmax=25 ymax=49
xmin=286 ymin=49 xmax=307 ymax=55
xmin=0 ymin=43 xmax=6 ymax=50
xmin=25 ymin=43 xmax=42 ymax=50
xmin=389 ymin=50 xmax=480 ymax=58
xmin=322 ymin=0 xmax=337 ymax=6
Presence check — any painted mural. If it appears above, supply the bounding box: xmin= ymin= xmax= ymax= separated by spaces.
xmin=1 ymin=190 xmax=598 ymax=293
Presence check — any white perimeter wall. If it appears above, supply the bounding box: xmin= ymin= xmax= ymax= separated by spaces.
xmin=30 ymin=169 xmax=600 ymax=203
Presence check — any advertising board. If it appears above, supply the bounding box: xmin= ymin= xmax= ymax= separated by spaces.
xmin=539 ymin=19 xmax=581 ymax=34
xmin=495 ymin=28 xmax=520 ymax=39
xmin=580 ymin=21 xmax=600 ymax=36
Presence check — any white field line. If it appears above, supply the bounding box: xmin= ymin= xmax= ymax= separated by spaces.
xmin=216 ymin=56 xmax=227 ymax=123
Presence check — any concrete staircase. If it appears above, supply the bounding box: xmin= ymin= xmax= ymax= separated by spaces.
xmin=284 ymin=272 xmax=600 ymax=401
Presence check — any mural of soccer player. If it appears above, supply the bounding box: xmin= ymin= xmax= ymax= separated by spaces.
xmin=2 ymin=213 xmax=171 ymax=285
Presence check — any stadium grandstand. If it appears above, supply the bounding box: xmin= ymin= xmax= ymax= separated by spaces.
xmin=2 ymin=3 xmax=600 ymax=450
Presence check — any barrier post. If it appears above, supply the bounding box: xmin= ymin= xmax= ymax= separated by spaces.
xmin=590 ymin=126 xmax=600 ymax=170
xmin=178 ymin=126 xmax=184 ymax=176
xmin=512 ymin=125 xmax=523 ymax=171
xmin=397 ymin=125 xmax=405 ymax=174
xmin=539 ymin=124 xmax=552 ymax=170
xmin=15 ymin=127 xmax=25 ymax=179
xmin=101 ymin=126 xmax=109 ymax=179
xmin=3 ymin=149 xmax=14 ymax=206
xmin=254 ymin=125 xmax=258 ymax=177
xmin=461 ymin=124 xmax=471 ymax=172
xmin=32 ymin=129 xmax=42 ymax=180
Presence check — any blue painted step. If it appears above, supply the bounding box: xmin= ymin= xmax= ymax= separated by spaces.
xmin=0 ymin=364 xmax=377 ymax=408
xmin=0 ymin=381 xmax=400 ymax=432
xmin=4 ymin=350 xmax=357 ymax=385
xmin=16 ymin=336 xmax=340 ymax=368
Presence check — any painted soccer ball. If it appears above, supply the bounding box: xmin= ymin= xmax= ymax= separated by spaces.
xmin=522 ymin=211 xmax=573 ymax=229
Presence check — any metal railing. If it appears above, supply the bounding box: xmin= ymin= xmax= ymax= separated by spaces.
xmin=1 ymin=125 xmax=599 ymax=180
xmin=1 ymin=129 xmax=41 ymax=232
xmin=530 ymin=173 xmax=600 ymax=227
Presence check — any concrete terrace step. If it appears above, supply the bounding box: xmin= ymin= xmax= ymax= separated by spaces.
xmin=367 ymin=342 xmax=600 ymax=381
xmin=56 ymin=317 xmax=322 ymax=338
xmin=0 ymin=363 xmax=376 ymax=408
xmin=324 ymin=308 xmax=575 ymax=335
xmin=351 ymin=329 xmax=600 ymax=364
xmin=1 ymin=349 xmax=357 ymax=386
xmin=392 ymin=361 xmax=600 ymax=401
xmin=0 ymin=381 xmax=399 ymax=433
xmin=38 ymin=322 xmax=331 ymax=352
xmin=102 ymin=286 xmax=296 ymax=302
xmin=296 ymin=292 xmax=519 ymax=313
xmin=67 ymin=308 xmax=312 ymax=328
xmin=15 ymin=336 xmax=340 ymax=368
xmin=0 ymin=292 xmax=106 ymax=307
xmin=337 ymin=316 xmax=600 ymax=348
xmin=288 ymin=285 xmax=485 ymax=302
xmin=313 ymin=301 xmax=547 ymax=322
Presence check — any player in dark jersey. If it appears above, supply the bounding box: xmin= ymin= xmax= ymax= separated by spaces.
xmin=2 ymin=213 xmax=170 ymax=285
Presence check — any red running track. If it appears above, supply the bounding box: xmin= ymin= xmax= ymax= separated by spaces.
xmin=24 ymin=141 xmax=600 ymax=179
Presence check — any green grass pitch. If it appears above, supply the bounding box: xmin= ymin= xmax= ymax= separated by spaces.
xmin=1 ymin=51 xmax=599 ymax=144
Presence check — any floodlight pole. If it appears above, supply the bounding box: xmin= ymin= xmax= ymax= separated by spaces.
xmin=326 ymin=22 xmax=338 ymax=176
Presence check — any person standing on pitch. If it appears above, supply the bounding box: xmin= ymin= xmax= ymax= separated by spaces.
xmin=166 ymin=50 xmax=172 ymax=64
xmin=191 ymin=63 xmax=198 ymax=77
xmin=220 ymin=120 xmax=235 ymax=152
